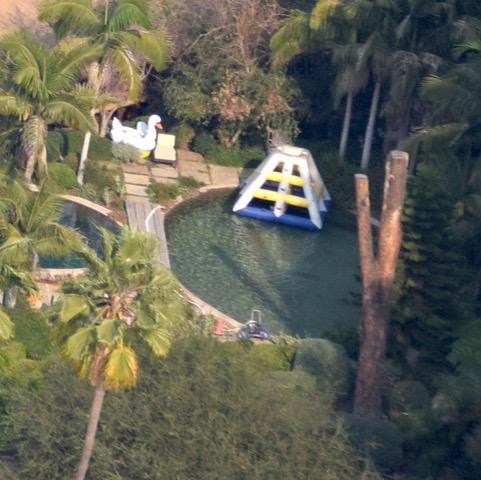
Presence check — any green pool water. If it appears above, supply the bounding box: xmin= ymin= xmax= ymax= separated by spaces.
xmin=39 ymin=201 xmax=119 ymax=269
xmin=165 ymin=190 xmax=361 ymax=337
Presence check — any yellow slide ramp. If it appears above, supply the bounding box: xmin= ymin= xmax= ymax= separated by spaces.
xmin=266 ymin=171 xmax=304 ymax=187
xmin=253 ymin=189 xmax=310 ymax=208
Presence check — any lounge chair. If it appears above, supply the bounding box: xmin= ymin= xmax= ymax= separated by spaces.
xmin=153 ymin=133 xmax=177 ymax=165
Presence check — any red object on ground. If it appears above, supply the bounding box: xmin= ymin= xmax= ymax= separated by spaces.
xmin=213 ymin=318 xmax=225 ymax=335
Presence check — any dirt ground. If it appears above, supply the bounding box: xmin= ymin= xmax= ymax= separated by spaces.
xmin=0 ymin=0 xmax=43 ymax=33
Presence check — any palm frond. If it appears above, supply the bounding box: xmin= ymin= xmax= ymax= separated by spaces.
xmin=108 ymin=47 xmax=142 ymax=100
xmin=97 ymin=319 xmax=124 ymax=346
xmin=47 ymin=42 xmax=102 ymax=93
xmin=310 ymin=0 xmax=342 ymax=30
xmin=0 ymin=31 xmax=48 ymax=101
xmin=35 ymin=222 xmax=84 ymax=257
xmin=0 ymin=94 xmax=32 ymax=119
xmin=42 ymin=95 xmax=96 ymax=132
xmin=38 ymin=0 xmax=101 ymax=39
xmin=270 ymin=10 xmax=311 ymax=69
xmin=104 ymin=345 xmax=138 ymax=389
xmin=64 ymin=325 xmax=97 ymax=361
xmin=140 ymin=326 xmax=171 ymax=357
xmin=60 ymin=294 xmax=91 ymax=322
xmin=0 ymin=308 xmax=14 ymax=340
xmin=116 ymin=30 xmax=169 ymax=70
xmin=109 ymin=1 xmax=151 ymax=32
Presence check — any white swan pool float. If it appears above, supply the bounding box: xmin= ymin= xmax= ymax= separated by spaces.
xmin=110 ymin=114 xmax=162 ymax=152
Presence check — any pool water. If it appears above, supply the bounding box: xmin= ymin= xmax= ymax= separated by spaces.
xmin=166 ymin=190 xmax=361 ymax=337
xmin=39 ymin=202 xmax=119 ymax=269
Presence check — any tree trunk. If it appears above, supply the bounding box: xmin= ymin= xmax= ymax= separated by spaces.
xmin=3 ymin=288 xmax=17 ymax=309
xmin=353 ymin=151 xmax=409 ymax=417
xmin=382 ymin=105 xmax=410 ymax=155
xmin=77 ymin=131 xmax=92 ymax=186
xmin=99 ymin=108 xmax=114 ymax=138
xmin=361 ymin=80 xmax=382 ymax=170
xmin=339 ymin=89 xmax=354 ymax=163
xmin=74 ymin=384 xmax=106 ymax=480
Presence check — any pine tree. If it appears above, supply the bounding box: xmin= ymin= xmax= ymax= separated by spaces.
xmin=391 ymin=165 xmax=469 ymax=372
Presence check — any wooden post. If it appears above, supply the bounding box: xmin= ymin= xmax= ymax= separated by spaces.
xmin=353 ymin=151 xmax=409 ymax=417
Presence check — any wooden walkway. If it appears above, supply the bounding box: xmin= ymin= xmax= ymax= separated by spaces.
xmin=125 ymin=199 xmax=171 ymax=269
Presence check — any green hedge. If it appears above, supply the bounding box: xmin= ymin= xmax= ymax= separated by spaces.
xmin=294 ymin=338 xmax=353 ymax=398
xmin=47 ymin=163 xmax=77 ymax=190
xmin=193 ymin=133 xmax=264 ymax=167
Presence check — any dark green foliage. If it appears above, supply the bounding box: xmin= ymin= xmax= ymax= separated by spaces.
xmin=246 ymin=343 xmax=296 ymax=371
xmin=172 ymin=123 xmax=196 ymax=149
xmin=294 ymin=338 xmax=353 ymax=398
xmin=9 ymin=306 xmax=51 ymax=359
xmin=392 ymin=164 xmax=469 ymax=371
xmin=47 ymin=130 xmax=113 ymax=165
xmin=193 ymin=133 xmax=265 ymax=167
xmin=82 ymin=161 xmax=122 ymax=205
xmin=47 ymin=163 xmax=77 ymax=190
xmin=147 ymin=176 xmax=204 ymax=204
xmin=342 ymin=414 xmax=403 ymax=472
xmin=146 ymin=181 xmax=181 ymax=203
xmin=7 ymin=337 xmax=381 ymax=480
xmin=178 ymin=175 xmax=204 ymax=189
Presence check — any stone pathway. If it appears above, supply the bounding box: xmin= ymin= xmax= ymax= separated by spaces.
xmin=121 ymin=148 xmax=244 ymax=200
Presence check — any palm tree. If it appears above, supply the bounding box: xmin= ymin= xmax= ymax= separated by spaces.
xmin=39 ymin=0 xmax=170 ymax=185
xmin=0 ymin=31 xmax=98 ymax=183
xmin=0 ymin=180 xmax=84 ymax=271
xmin=271 ymin=1 xmax=368 ymax=162
xmin=54 ymin=227 xmax=187 ymax=480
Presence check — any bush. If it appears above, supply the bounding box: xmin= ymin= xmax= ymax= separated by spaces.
xmin=146 ymin=181 xmax=181 ymax=203
xmin=111 ymin=142 xmax=141 ymax=163
xmin=294 ymin=338 xmax=353 ymax=398
xmin=193 ymin=133 xmax=264 ymax=167
xmin=47 ymin=130 xmax=113 ymax=165
xmin=8 ymin=337 xmax=382 ymax=480
xmin=47 ymin=163 xmax=77 ymax=190
xmin=147 ymin=177 xmax=204 ymax=204
xmin=172 ymin=123 xmax=196 ymax=149
xmin=9 ymin=307 xmax=51 ymax=359
xmin=83 ymin=162 xmax=122 ymax=204
xmin=342 ymin=414 xmax=403 ymax=472
xmin=246 ymin=343 xmax=296 ymax=371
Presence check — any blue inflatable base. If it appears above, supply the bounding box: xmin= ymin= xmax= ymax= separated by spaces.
xmin=235 ymin=206 xmax=329 ymax=231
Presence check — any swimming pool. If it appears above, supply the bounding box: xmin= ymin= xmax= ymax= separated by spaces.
xmin=166 ymin=190 xmax=360 ymax=337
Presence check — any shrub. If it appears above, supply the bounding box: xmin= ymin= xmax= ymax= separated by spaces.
xmin=47 ymin=163 xmax=77 ymax=190
xmin=111 ymin=142 xmax=140 ymax=163
xmin=8 ymin=338 xmax=382 ymax=480
xmin=146 ymin=181 xmax=181 ymax=203
xmin=178 ymin=175 xmax=204 ymax=189
xmin=342 ymin=414 xmax=403 ymax=472
xmin=193 ymin=133 xmax=264 ymax=167
xmin=47 ymin=130 xmax=113 ymax=164
xmin=294 ymin=338 xmax=353 ymax=398
xmin=9 ymin=307 xmax=51 ymax=359
xmin=246 ymin=343 xmax=296 ymax=371
xmin=172 ymin=123 xmax=196 ymax=149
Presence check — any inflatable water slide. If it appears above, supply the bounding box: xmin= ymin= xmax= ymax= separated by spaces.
xmin=233 ymin=145 xmax=331 ymax=231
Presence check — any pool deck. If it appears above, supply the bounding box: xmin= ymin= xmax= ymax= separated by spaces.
xmin=121 ymin=148 xmax=249 ymax=199
xmin=125 ymin=199 xmax=171 ymax=269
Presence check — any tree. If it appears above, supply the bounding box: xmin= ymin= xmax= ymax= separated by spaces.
xmin=8 ymin=338 xmax=383 ymax=480
xmin=0 ymin=180 xmax=83 ymax=272
xmin=0 ymin=31 xmax=97 ymax=182
xmin=270 ymin=1 xmax=368 ymax=162
xmin=53 ymin=227 xmax=188 ymax=480
xmin=354 ymin=150 xmax=409 ymax=417
xmin=39 ymin=0 xmax=170 ymax=184
xmin=391 ymin=164 xmax=469 ymax=373
xmin=155 ymin=0 xmax=296 ymax=146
